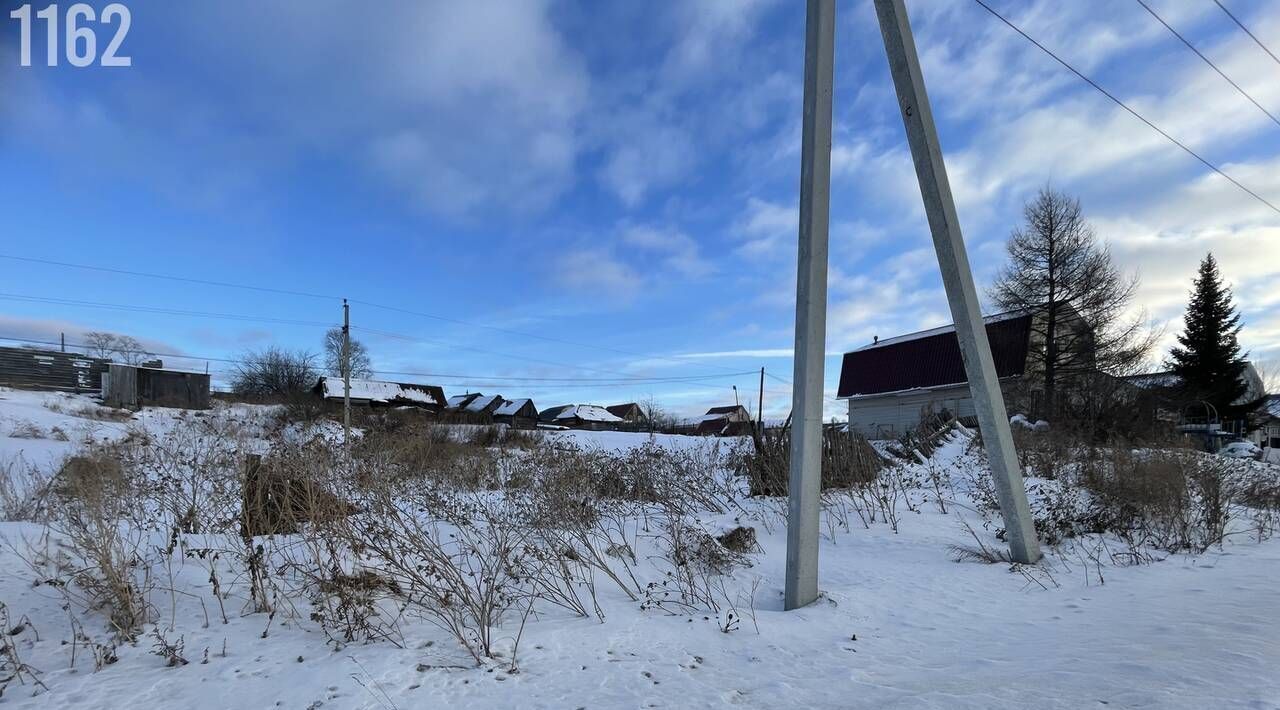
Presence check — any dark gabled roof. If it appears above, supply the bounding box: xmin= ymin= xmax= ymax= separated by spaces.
xmin=538 ymin=404 xmax=573 ymax=422
xmin=706 ymin=405 xmax=748 ymax=415
xmin=837 ymin=312 xmax=1034 ymax=398
xmin=695 ymin=418 xmax=753 ymax=436
xmin=606 ymin=403 xmax=642 ymax=419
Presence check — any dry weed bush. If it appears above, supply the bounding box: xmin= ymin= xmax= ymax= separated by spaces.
xmin=6 ymin=420 xmax=44 ymax=439
xmin=966 ymin=432 xmax=1280 ymax=556
xmin=36 ymin=449 xmax=155 ymax=638
xmin=738 ymin=426 xmax=883 ymax=497
xmin=42 ymin=399 xmax=133 ymax=423
xmin=0 ymin=601 xmax=46 ymax=698
xmin=0 ymin=456 xmax=52 ymax=522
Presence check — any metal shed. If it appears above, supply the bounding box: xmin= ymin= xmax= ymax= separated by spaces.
xmin=103 ymin=364 xmax=211 ymax=410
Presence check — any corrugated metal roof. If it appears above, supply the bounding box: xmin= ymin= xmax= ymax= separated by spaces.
xmin=315 ymin=377 xmax=445 ymax=407
xmin=837 ymin=313 xmax=1034 ymax=398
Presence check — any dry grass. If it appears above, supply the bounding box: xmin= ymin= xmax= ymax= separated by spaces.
xmin=42 ymin=399 xmax=133 ymax=423
xmin=738 ymin=426 xmax=883 ymax=497
xmin=6 ymin=421 xmax=45 ymax=439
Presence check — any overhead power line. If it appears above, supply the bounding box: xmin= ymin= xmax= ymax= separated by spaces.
xmin=0 ymin=291 xmax=750 ymax=391
xmin=970 ymin=0 xmax=1280 ymax=216
xmin=0 ymin=254 xmax=333 ymax=301
xmin=0 ymin=335 xmax=758 ymax=387
xmin=1212 ymin=0 xmax=1280 ymax=70
xmin=1135 ymin=0 xmax=1280 ymax=129
xmin=0 ymin=293 xmax=333 ymax=328
xmin=0 ymin=253 xmax=750 ymax=376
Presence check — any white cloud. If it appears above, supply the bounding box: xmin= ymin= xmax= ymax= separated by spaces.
xmin=3 ymin=0 xmax=590 ymax=219
xmin=553 ymin=249 xmax=642 ymax=303
xmin=734 ymin=198 xmax=798 ymax=258
xmin=619 ymin=224 xmax=714 ymax=278
xmin=597 ymin=116 xmax=696 ymax=206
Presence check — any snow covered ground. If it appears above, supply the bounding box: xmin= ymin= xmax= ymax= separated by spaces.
xmin=0 ymin=388 xmax=1277 ymax=709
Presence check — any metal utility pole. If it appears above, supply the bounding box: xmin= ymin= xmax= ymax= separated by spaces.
xmin=872 ymin=0 xmax=1041 ymax=563
xmin=785 ymin=0 xmax=836 ymax=611
xmin=342 ymin=299 xmax=351 ymax=452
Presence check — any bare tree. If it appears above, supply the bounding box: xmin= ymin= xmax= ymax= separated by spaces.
xmin=112 ymin=336 xmax=151 ymax=365
xmin=82 ymin=331 xmax=154 ymax=365
xmin=989 ymin=187 xmax=1159 ymax=415
xmin=83 ymin=332 xmax=119 ymax=360
xmin=231 ymin=347 xmax=319 ymax=398
xmin=1255 ymin=358 xmax=1280 ymax=394
xmin=639 ymin=396 xmax=675 ymax=432
xmin=323 ymin=328 xmax=372 ymax=380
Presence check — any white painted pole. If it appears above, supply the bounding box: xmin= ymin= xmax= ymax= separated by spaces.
xmin=785 ymin=0 xmax=836 ymax=611
xmin=872 ymin=0 xmax=1041 ymax=563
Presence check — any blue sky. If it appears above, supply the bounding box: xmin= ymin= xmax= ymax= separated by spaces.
xmin=2 ymin=0 xmax=1279 ymax=419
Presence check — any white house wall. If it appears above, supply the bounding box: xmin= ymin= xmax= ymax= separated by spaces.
xmin=846 ymin=384 xmax=976 ymax=439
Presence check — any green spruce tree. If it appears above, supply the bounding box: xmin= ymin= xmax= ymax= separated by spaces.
xmin=1167 ymin=253 xmax=1254 ymax=421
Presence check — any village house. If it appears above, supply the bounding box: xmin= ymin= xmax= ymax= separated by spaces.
xmin=837 ymin=307 xmax=1094 ymax=439
xmin=695 ymin=404 xmax=752 ymax=436
xmin=446 ymin=392 xmax=505 ymax=418
xmin=1256 ymin=395 xmax=1280 ymax=458
xmin=1123 ymin=362 xmax=1267 ymax=445
xmin=538 ymin=404 xmax=624 ymax=431
xmin=606 ymin=402 xmax=645 ymax=429
xmin=313 ymin=377 xmax=447 ymax=412
xmin=493 ymin=398 xmax=539 ymax=429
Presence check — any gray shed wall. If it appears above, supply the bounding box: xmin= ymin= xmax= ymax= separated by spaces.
xmin=104 ymin=365 xmax=210 ymax=410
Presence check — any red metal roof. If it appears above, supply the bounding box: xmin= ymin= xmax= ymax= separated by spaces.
xmin=837 ymin=313 xmax=1033 ymax=398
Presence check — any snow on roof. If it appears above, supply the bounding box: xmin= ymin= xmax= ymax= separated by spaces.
xmin=495 ymin=398 xmax=532 ymax=416
xmin=318 ymin=377 xmax=443 ymax=406
xmin=465 ymin=394 xmax=503 ymax=413
xmin=1124 ymin=371 xmax=1182 ymax=390
xmin=447 ymin=394 xmax=474 ymax=408
xmin=1265 ymin=395 xmax=1280 ymax=419
xmin=556 ymin=404 xmax=623 ymax=423
xmin=855 ymin=310 xmax=1031 ymax=352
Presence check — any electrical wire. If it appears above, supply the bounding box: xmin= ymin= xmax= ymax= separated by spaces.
xmin=0 ymin=335 xmax=756 ymax=386
xmin=1212 ymin=0 xmax=1280 ymax=70
xmin=0 ymin=253 xmax=751 ymax=376
xmin=1134 ymin=0 xmax=1280 ymax=129
xmin=970 ymin=0 xmax=1280 ymax=216
xmin=0 ymin=290 xmax=754 ymax=392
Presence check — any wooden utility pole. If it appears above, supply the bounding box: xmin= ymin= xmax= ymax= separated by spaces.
xmin=342 ymin=299 xmax=351 ymax=453
xmin=872 ymin=0 xmax=1040 ymax=563
xmin=785 ymin=0 xmax=836 ymax=612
